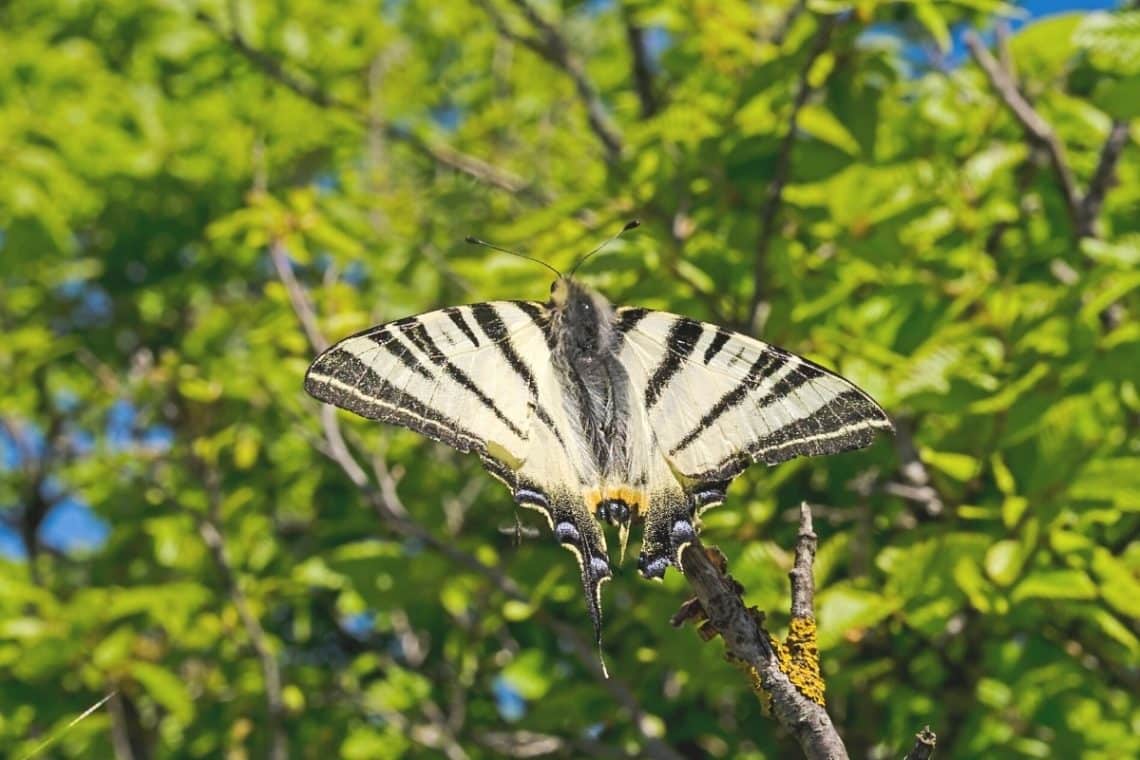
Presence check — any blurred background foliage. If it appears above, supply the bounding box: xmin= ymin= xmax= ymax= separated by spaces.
xmin=1 ymin=0 xmax=1138 ymax=757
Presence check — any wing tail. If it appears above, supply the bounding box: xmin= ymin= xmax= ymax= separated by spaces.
xmin=515 ymin=485 xmax=612 ymax=670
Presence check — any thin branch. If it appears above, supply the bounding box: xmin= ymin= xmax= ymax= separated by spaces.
xmin=903 ymin=726 xmax=938 ymax=760
xmin=1079 ymin=120 xmax=1130 ymax=234
xmin=677 ymin=538 xmax=847 ymax=759
xmin=789 ymin=503 xmax=817 ymax=619
xmin=768 ymin=0 xmax=809 ymax=46
xmin=195 ymin=10 xmax=534 ymax=196
xmin=964 ymin=29 xmax=1084 ymax=236
xmin=888 ymin=417 xmax=944 ymax=518
xmin=622 ymin=5 xmax=659 ymax=118
xmin=674 ymin=504 xmax=935 ymax=760
xmin=196 ymin=465 xmax=288 ymax=760
xmin=479 ymin=0 xmax=624 ymax=161
xmin=748 ymin=16 xmax=838 ymax=333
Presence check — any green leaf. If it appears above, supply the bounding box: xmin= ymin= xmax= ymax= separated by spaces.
xmin=911 ymin=0 xmax=951 ymax=52
xmin=815 ymin=583 xmax=901 ymax=648
xmin=1009 ymin=13 xmax=1084 ymax=77
xmin=984 ymin=540 xmax=1025 ymax=587
xmin=798 ymin=104 xmax=862 ymax=156
xmin=1074 ymin=11 xmax=1140 ymax=74
xmin=1069 ymin=458 xmax=1140 ymax=510
xmin=921 ymin=449 xmax=981 ymax=482
xmin=1091 ymin=549 xmax=1140 ymax=618
xmin=1012 ymin=570 xmax=1098 ymax=603
xmin=130 ymin=662 xmax=194 ymax=724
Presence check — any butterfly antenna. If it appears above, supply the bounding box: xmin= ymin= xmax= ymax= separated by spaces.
xmin=568 ymin=219 xmax=640 ymax=279
xmin=465 ymin=236 xmax=563 ymax=279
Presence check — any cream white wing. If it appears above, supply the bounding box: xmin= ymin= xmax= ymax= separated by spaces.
xmin=305 ymin=301 xmax=551 ymax=461
xmin=616 ymin=307 xmax=893 ymax=484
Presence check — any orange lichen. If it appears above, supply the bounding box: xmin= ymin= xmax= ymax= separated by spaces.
xmin=782 ymin=616 xmax=826 ymax=706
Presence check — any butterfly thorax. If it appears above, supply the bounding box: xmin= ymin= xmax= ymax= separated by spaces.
xmin=547 ymin=278 xmax=632 ymax=483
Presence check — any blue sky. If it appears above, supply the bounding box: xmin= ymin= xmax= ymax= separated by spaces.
xmin=0 ymin=0 xmax=1124 ymax=561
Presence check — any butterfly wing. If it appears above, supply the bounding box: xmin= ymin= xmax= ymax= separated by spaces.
xmin=305 ymin=301 xmax=612 ymax=646
xmin=614 ymin=307 xmax=892 ymax=575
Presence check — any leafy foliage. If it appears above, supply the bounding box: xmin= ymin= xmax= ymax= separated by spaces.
xmin=1 ymin=0 xmax=1137 ymax=758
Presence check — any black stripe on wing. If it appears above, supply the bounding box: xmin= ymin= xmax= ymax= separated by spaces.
xmin=748 ymin=390 xmax=892 ymax=465
xmin=702 ymin=327 xmax=733 ymax=364
xmin=366 ymin=330 xmax=435 ymax=381
xmin=444 ymin=307 xmax=481 ymax=347
xmin=397 ymin=317 xmax=525 ymax=439
xmin=304 ymin=350 xmax=486 ymax=453
xmin=668 ymin=351 xmax=784 ymax=456
xmin=470 ymin=303 xmax=563 ymax=445
xmin=645 ymin=317 xmax=703 ymax=408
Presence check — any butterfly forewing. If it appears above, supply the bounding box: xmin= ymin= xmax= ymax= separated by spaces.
xmin=305 ymin=301 xmax=545 ymax=457
xmin=616 ymin=307 xmax=893 ymax=483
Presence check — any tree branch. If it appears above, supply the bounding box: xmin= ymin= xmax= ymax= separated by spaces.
xmin=622 ymin=5 xmax=659 ymax=118
xmin=749 ymin=16 xmax=838 ymax=333
xmin=1079 ymin=120 xmax=1130 ymax=234
xmin=903 ymin=726 xmax=938 ymax=760
xmin=195 ymin=10 xmax=534 ymax=196
xmin=195 ymin=464 xmax=288 ymax=760
xmin=965 ymin=29 xmax=1131 ymax=242
xmin=673 ymin=504 xmax=935 ymax=759
xmin=964 ymin=30 xmax=1084 ymax=235
xmin=674 ymin=504 xmax=846 ymax=759
xmin=478 ymin=0 xmax=624 ymax=161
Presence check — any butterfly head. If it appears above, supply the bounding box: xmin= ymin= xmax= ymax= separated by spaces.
xmin=548 ymin=277 xmax=615 ymax=354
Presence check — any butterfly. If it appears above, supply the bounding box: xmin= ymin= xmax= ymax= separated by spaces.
xmin=304 ymin=228 xmax=892 ymax=669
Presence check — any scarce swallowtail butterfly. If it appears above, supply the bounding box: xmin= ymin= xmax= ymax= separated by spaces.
xmin=304 ymin=225 xmax=893 ymax=671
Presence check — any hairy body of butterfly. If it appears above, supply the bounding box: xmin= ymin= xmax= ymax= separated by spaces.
xmin=305 ymin=276 xmax=893 ymax=661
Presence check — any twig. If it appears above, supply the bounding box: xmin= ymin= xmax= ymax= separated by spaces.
xmin=674 ymin=504 xmax=938 ymax=759
xmin=479 ymin=0 xmax=624 ymax=161
xmin=622 ymin=6 xmax=659 ymax=118
xmin=1079 ymin=120 xmax=1130 ymax=235
xmin=964 ymin=30 xmax=1083 ymax=235
xmin=196 ymin=465 xmax=288 ymax=760
xmin=675 ymin=504 xmax=849 ymax=760
xmin=888 ymin=417 xmax=944 ymax=518
xmin=107 ymin=691 xmax=148 ymax=760
xmin=195 ymin=10 xmax=534 ymax=196
xmin=965 ymin=30 xmax=1131 ymax=242
xmin=903 ymin=726 xmax=938 ymax=760
xmin=748 ymin=16 xmax=838 ymax=333
xmin=789 ymin=503 xmax=818 ymax=619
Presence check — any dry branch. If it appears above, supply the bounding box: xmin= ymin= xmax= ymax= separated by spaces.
xmin=478 ymin=0 xmax=624 ymax=161
xmin=903 ymin=726 xmax=938 ymax=760
xmin=674 ymin=504 xmax=936 ymax=760
xmin=195 ymin=464 xmax=288 ymax=760
xmin=622 ymin=7 xmax=660 ymax=118
xmin=965 ymin=29 xmax=1132 ymax=241
xmin=964 ymin=30 xmax=1084 ymax=234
